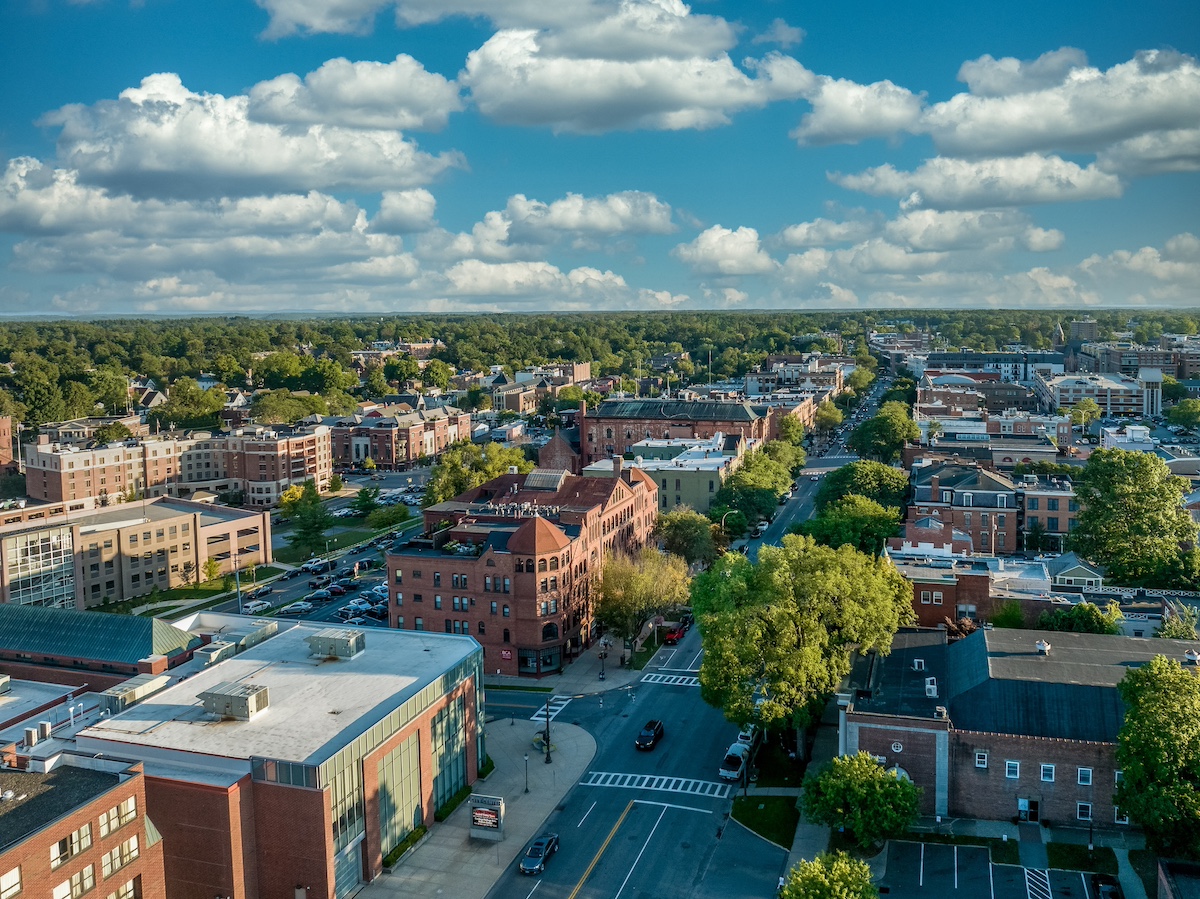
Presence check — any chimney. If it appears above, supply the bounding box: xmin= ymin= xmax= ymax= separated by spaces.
xmin=930 ymin=474 xmax=940 ymax=495
xmin=579 ymin=400 xmax=588 ymax=418
xmin=612 ymin=456 xmax=623 ymax=478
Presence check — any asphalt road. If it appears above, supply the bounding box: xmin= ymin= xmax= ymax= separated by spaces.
xmin=483 ymin=627 xmax=788 ymax=899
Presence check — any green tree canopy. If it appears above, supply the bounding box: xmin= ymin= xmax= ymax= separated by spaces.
xmin=847 ymin=402 xmax=920 ymax=462
xmin=424 ymin=442 xmax=534 ymax=504
xmin=384 ymin=354 xmax=420 ymax=384
xmin=147 ymin=377 xmax=226 ymax=430
xmin=814 ymin=461 xmax=909 ymax=514
xmin=815 ymin=399 xmax=844 ymax=435
xmin=1167 ymin=399 xmax=1200 ymax=431
xmin=350 ymin=485 xmax=381 ymax=516
xmin=1067 ymin=449 xmax=1198 ymax=586
xmin=423 ymin=359 xmax=454 ymax=391
xmin=250 ymin=389 xmax=328 ymax=425
xmin=1162 ymin=375 xmax=1189 ymax=405
xmin=780 ymin=853 xmax=878 ymax=899
xmin=1115 ymin=655 xmax=1200 ymax=858
xmin=777 ymin=414 xmax=806 ymax=446
xmin=1035 ymin=600 xmax=1123 ymax=634
xmin=695 ymin=535 xmax=913 ymax=729
xmin=793 ymin=495 xmax=901 ymax=556
xmin=762 ymin=439 xmax=807 ymax=475
xmin=655 ymin=507 xmax=718 ymax=565
xmin=93 ymin=422 xmax=133 ymax=445
xmin=288 ymin=480 xmax=334 ymax=553
xmin=1070 ymin=397 xmax=1102 ymax=429
xmin=1156 ymin=604 xmax=1199 ymax=640
xmin=594 ymin=548 xmax=691 ymax=643
xmin=802 ymin=752 xmax=922 ymax=850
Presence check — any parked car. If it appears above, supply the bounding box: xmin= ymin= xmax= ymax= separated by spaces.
xmin=346 ymin=598 xmax=373 ymax=612
xmin=1092 ymin=875 xmax=1122 ymax=899
xmin=344 ymin=616 xmax=368 ymax=626
xmin=247 ymin=585 xmax=273 ymax=599
xmin=307 ymin=589 xmax=333 ymax=603
xmin=365 ymin=607 xmax=388 ymax=620
xmin=242 ymin=600 xmax=272 ymax=615
xmin=663 ymin=624 xmax=687 ymax=645
xmin=518 ymin=833 xmax=559 ymax=875
xmin=737 ymin=724 xmax=762 ymax=752
xmin=282 ymin=568 xmax=303 ymax=580
xmin=309 ymin=575 xmax=333 ymax=589
xmin=718 ymin=742 xmax=751 ymax=781
xmin=279 ymin=601 xmax=314 ymax=616
xmin=635 ymin=720 xmax=664 ymax=750
xmin=327 ymin=584 xmax=347 ymax=597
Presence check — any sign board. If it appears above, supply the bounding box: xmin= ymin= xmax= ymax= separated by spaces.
xmin=501 ymin=649 xmax=512 ymax=660
xmin=469 ymin=794 xmax=505 ymax=842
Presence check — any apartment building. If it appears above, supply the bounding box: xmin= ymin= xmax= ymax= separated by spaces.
xmin=910 ymin=351 xmax=1065 ymax=383
xmin=909 ymin=462 xmax=1021 ymax=555
xmin=325 ymin=407 xmax=471 ymax=470
xmin=743 ymin=355 xmax=844 ymax=397
xmin=0 ymin=496 xmax=270 ymax=610
xmin=0 ymin=753 xmax=166 ymax=899
xmin=1019 ymin=475 xmax=1079 ymax=552
xmin=387 ymin=463 xmax=658 ymax=677
xmin=24 ymin=426 xmax=332 ymax=508
xmin=1034 ymin=370 xmax=1163 ymax=418
xmin=1078 ymin=342 xmax=1179 ymax=377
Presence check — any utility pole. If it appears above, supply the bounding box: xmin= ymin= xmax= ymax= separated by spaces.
xmin=544 ymin=696 xmax=552 ymax=764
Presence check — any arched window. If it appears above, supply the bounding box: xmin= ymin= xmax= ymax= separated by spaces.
xmin=478 ymin=621 xmax=485 ymax=635
xmin=503 ymin=628 xmax=510 ymax=643
xmin=542 ymin=623 xmax=559 ymax=641
xmin=515 ymin=559 xmax=524 ymax=572
xmin=549 ymin=557 xmax=559 ymax=571
xmin=606 ymin=428 xmax=613 ymax=439
xmin=538 ymin=559 xmax=547 ymax=572
xmin=526 ymin=558 xmax=534 ymax=571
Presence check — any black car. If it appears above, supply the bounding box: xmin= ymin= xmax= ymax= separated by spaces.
xmin=518 ymin=833 xmax=559 ymax=875
xmin=282 ymin=568 xmax=303 ymax=580
xmin=635 ymin=719 xmax=664 ymax=750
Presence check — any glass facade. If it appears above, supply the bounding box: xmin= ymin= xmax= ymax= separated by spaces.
xmin=377 ymin=733 xmax=422 ymax=857
xmin=431 ymin=696 xmax=467 ymax=811
xmin=5 ymin=526 xmax=75 ymax=608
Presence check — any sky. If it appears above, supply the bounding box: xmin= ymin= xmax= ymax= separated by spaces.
xmin=0 ymin=0 xmax=1198 ymax=318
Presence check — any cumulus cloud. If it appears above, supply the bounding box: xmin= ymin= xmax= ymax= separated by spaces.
xmin=506 ymin=191 xmax=674 ymax=238
xmin=371 ymin=189 xmax=437 ymax=233
xmin=922 ymin=49 xmax=1200 ymax=157
xmin=957 ymin=47 xmax=1089 ymax=97
xmin=248 ymin=54 xmax=463 ymax=131
xmin=778 ymin=217 xmax=874 ymax=248
xmin=441 ymin=258 xmax=627 ymax=297
xmin=883 ymin=209 xmax=1061 ymax=252
xmin=752 ymin=18 xmax=804 ymax=49
xmin=255 ymin=0 xmax=604 ymax=36
xmin=791 ymin=76 xmax=924 ymax=145
xmin=1097 ymin=128 xmax=1200 ymax=176
xmin=40 ymin=73 xmax=463 ymax=199
xmin=832 ymin=154 xmax=1123 ymax=209
xmin=673 ymin=225 xmax=778 ymax=275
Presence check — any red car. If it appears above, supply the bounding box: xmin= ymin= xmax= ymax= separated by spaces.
xmin=664 ymin=624 xmax=687 ymax=645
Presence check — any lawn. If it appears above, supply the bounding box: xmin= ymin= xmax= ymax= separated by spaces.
xmin=908 ymin=832 xmax=1021 ymax=866
xmin=1046 ymin=843 xmax=1118 ymax=875
xmin=731 ymin=796 xmax=801 ymax=849
xmin=754 ymin=740 xmax=808 ymax=788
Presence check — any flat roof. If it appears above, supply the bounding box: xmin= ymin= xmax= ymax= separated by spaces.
xmin=77 ymin=622 xmax=479 ymax=769
xmin=0 ymin=679 xmax=78 ymax=732
xmin=0 ymin=765 xmax=120 ymax=852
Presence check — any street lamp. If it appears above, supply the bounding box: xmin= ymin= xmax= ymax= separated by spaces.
xmin=524 ymin=753 xmax=530 ymax=793
xmin=543 ymin=696 xmax=553 ymax=764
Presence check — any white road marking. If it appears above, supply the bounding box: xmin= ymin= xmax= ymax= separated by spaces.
xmin=614 ymin=804 xmax=667 ymax=899
xmin=687 ymin=649 xmax=704 ymax=669
xmin=989 ymin=861 xmax=995 ymax=899
xmin=577 ymin=801 xmax=596 ymax=828
xmin=1025 ymin=868 xmax=1052 ymax=899
xmin=920 ymin=843 xmax=925 ymax=887
xmin=955 ymin=846 xmax=958 ymax=889
xmin=640 ymin=673 xmax=700 ymax=687
xmin=580 ymin=770 xmax=733 ymax=799
xmin=655 ymin=649 xmax=677 ymax=667
xmin=528 ymin=696 xmax=572 ymax=722
xmin=525 ymin=880 xmax=541 ymax=899
xmin=634 ymin=799 xmax=712 ymax=814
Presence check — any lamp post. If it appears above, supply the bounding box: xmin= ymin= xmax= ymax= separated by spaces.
xmin=543 ymin=696 xmax=553 ymax=764
xmin=524 ymin=753 xmax=530 ymax=793
xmin=233 ymin=547 xmax=242 ymax=614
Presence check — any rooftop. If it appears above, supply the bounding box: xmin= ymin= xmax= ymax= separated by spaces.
xmin=590 ymin=398 xmax=763 ymax=422
xmin=0 ymin=765 xmax=120 ymax=852
xmin=0 ymin=603 xmax=201 ymax=666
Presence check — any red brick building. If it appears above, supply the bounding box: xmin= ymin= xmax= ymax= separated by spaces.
xmin=387 ymin=463 xmax=658 ymax=676
xmin=325 ymin=407 xmax=471 ymax=470
xmin=0 ymin=753 xmax=166 ymax=899
xmin=908 ymin=462 xmax=1020 ymax=555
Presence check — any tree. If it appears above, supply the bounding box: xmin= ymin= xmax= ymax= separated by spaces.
xmin=762 ymin=439 xmax=807 ymax=475
xmin=1156 ymin=604 xmax=1199 ymax=639
xmin=88 ymin=368 xmax=131 ymax=414
xmin=93 ymin=422 xmax=133 ymax=445
xmin=1068 ymin=449 xmax=1198 ymax=586
xmin=802 ymin=752 xmax=922 ymax=850
xmin=777 ymin=415 xmax=805 ymax=447
xmin=794 ymin=495 xmax=901 ymax=556
xmin=780 ymin=852 xmax=878 ymax=899
xmin=365 ymin=504 xmax=411 ymax=529
xmin=594 ymin=548 xmax=690 ymax=644
xmin=277 ymin=484 xmax=305 ymax=516
xmin=350 ymin=485 xmax=381 ymax=516
xmin=202 ymin=557 xmax=222 ymax=584
xmin=846 ymin=368 xmax=875 ymax=394
xmin=424 ymin=442 xmax=534 ymax=503
xmin=1024 ymin=519 xmax=1047 ymax=553
xmin=655 ymin=507 xmax=718 ymax=566
xmin=1167 ymin=399 xmax=1200 ymax=431
xmin=327 ymin=473 xmax=344 ymax=493
xmin=423 ymin=359 xmax=453 ymax=391
xmin=1115 ymin=655 xmax=1200 ymax=858
xmin=815 ymin=400 xmax=844 ymax=437
xmin=814 ymin=461 xmax=909 ymax=514
xmin=464 ymin=386 xmax=493 ymax=411
xmin=707 ymin=505 xmax=748 ymax=541
xmin=1162 ymin=375 xmax=1189 ymax=406
xmin=288 ymin=480 xmax=334 ymax=552
xmin=990 ymin=600 xmax=1026 ymax=629
xmin=847 ymin=402 xmax=920 ymax=462
xmin=695 ymin=535 xmax=913 ymax=730
xmin=1070 ymin=397 xmax=1102 ymax=430
xmin=384 ymin=354 xmax=420 ymax=384
xmin=1035 ymin=600 xmax=1123 ymax=634
xmin=361 ymin=366 xmax=389 ymax=397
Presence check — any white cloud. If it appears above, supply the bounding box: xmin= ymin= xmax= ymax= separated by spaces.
xmin=506 ymin=191 xmax=674 ymax=238
xmin=832 ymin=154 xmax=1123 ymax=209
xmin=752 ymin=18 xmax=804 ymax=49
xmin=1023 ymin=227 xmax=1065 ymax=252
xmin=536 ymin=0 xmax=737 ymax=61
xmin=255 ymin=0 xmax=606 ymax=36
xmin=1096 ymin=128 xmax=1200 ymax=176
xmin=255 ymin=0 xmax=395 ymax=37
xmin=248 ymin=54 xmax=463 ymax=131
xmin=441 ymin=258 xmax=627 ymax=297
xmin=923 ymin=50 xmax=1200 ymax=156
xmin=883 ymin=208 xmax=1061 ymax=253
xmin=640 ymin=287 xmax=690 ymax=306
xmin=672 ymin=225 xmax=778 ymax=275
xmin=956 ymin=47 xmax=1089 ymax=97
xmin=41 ymin=73 xmax=463 ymax=199
xmin=371 ymin=189 xmax=437 ymax=233
xmin=790 ymin=76 xmax=924 ymax=145
xmin=778 ymin=217 xmax=874 ymax=248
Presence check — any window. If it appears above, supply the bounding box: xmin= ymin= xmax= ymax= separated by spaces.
xmin=51 ymin=824 xmax=92 ymax=869
xmin=478 ymin=622 xmax=485 ymax=635
xmin=433 ymin=596 xmax=442 ymax=610
xmin=503 ymin=604 xmax=510 ymax=617
xmin=414 ymin=617 xmax=424 ymax=631
xmin=1115 ymin=770 xmax=1123 ymax=784
xmin=1006 ymin=761 xmax=1020 ymax=779
xmin=433 ymin=572 xmax=441 ymax=586
xmin=1 ymin=868 xmax=20 ymax=899
xmin=1047 ymin=498 xmax=1059 ymax=511
xmin=1041 ymin=764 xmax=1055 ymax=782
xmin=932 ymin=591 xmax=943 ymax=605
xmin=100 ymin=836 xmax=139 ymax=878
xmin=920 ymin=590 xmax=931 ymax=604
xmin=975 ymin=752 xmax=988 ymax=769
xmin=1115 ymin=807 xmax=1129 ymax=825
xmin=503 ymin=628 xmax=510 ymax=644
xmin=1027 ymin=498 xmax=1039 ymax=511
xmin=55 ymin=866 xmax=94 ymax=899
xmin=490 ymin=601 xmax=497 ymax=615
xmin=99 ymin=797 xmax=136 ymax=837
xmin=1078 ymin=767 xmax=1092 ymax=786
xmin=105 ymin=880 xmax=137 ymax=899
xmin=1077 ymin=802 xmax=1092 ymax=821
xmin=1047 ymin=517 xmax=1059 ymax=533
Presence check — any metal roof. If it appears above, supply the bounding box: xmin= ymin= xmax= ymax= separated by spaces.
xmin=0 ymin=604 xmax=201 ymax=665
xmin=591 ymin=399 xmax=762 ymax=422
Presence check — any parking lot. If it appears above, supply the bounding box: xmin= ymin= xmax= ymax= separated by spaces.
xmin=878 ymin=842 xmax=1096 ymax=899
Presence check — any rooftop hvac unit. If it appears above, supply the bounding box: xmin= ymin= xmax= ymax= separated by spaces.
xmin=1035 ymin=639 xmax=1052 ymax=655
xmin=194 ymin=641 xmax=237 ymax=667
xmin=37 ymin=721 xmax=52 ymax=741
xmin=912 ymin=659 xmax=925 ymax=671
xmin=99 ymin=673 xmax=172 ymax=716
xmin=305 ymin=629 xmax=366 ymax=660
xmin=0 ymin=674 xmax=9 ymax=695
xmin=23 ymin=727 xmax=37 ymax=747
xmin=198 ymin=682 xmax=269 ymax=721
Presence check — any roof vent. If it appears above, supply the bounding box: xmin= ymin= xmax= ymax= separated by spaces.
xmin=37 ymin=721 xmax=52 ymax=741
xmin=1035 ymin=639 xmax=1052 ymax=655
xmin=305 ymin=628 xmax=366 ymax=660
xmin=1185 ymin=648 xmax=1200 ymax=665
xmin=198 ymin=682 xmax=269 ymax=721
xmin=933 ymin=706 xmax=948 ymax=719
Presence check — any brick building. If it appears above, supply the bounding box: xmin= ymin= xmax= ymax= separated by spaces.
xmin=0 ymin=753 xmax=166 ymax=899
xmin=325 ymin=407 xmax=471 ymax=470
xmin=387 ymin=464 xmax=658 ymax=676
xmin=24 ymin=426 xmax=332 ymax=509
xmin=1034 ymin=370 xmax=1163 ymax=418
xmin=75 ymin=621 xmax=484 ymax=899
xmin=841 ymin=628 xmax=1198 ymax=827
xmin=581 ymin=398 xmax=810 ymax=467
xmin=909 ymin=462 xmax=1020 ymax=555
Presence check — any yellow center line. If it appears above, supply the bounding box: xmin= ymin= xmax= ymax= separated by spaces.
xmin=568 ymin=799 xmax=634 ymax=899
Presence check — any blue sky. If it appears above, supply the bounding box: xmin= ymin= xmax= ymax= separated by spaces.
xmin=0 ymin=0 xmax=1197 ymax=316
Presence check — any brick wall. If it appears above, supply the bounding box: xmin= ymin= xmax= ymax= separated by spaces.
xmin=847 ymin=713 xmax=950 ymax=815
xmin=252 ymin=779 xmax=333 ymax=899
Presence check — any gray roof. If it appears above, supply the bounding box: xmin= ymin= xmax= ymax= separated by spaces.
xmin=0 ymin=603 xmax=201 ymax=665
xmin=0 ymin=765 xmax=120 ymax=852
xmin=591 ymin=399 xmax=762 ymax=422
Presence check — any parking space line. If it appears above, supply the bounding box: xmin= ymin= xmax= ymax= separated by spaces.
xmin=955 ymin=846 xmax=958 ymax=889
xmin=989 ymin=860 xmax=995 ymax=899
xmin=688 ymin=649 xmax=704 ymax=669
xmin=920 ymin=843 xmax=924 ymax=887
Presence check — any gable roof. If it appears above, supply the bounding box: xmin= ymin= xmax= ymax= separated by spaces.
xmin=0 ymin=604 xmax=201 ymax=666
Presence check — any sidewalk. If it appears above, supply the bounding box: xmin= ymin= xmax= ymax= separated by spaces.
xmin=784 ymin=698 xmax=839 ymax=869
xmin=484 ymin=633 xmax=650 ymax=696
xmin=360 ymin=718 xmax=596 ymax=899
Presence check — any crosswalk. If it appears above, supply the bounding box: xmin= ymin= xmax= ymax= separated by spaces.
xmin=580 ymin=770 xmax=733 ymax=799
xmin=641 ymin=673 xmax=700 ymax=687
xmin=1024 ymin=868 xmax=1052 ymax=899
xmin=528 ymin=695 xmax=572 ymax=722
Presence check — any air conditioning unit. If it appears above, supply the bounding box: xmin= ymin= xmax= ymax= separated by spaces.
xmin=925 ymin=676 xmax=938 ymax=698
xmin=912 ymin=659 xmax=925 ymax=671
xmin=99 ymin=673 xmax=172 ymax=715
xmin=198 ymin=682 xmax=269 ymax=721
xmin=305 ymin=628 xmax=365 ymax=660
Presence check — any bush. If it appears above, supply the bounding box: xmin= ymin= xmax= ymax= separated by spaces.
xmin=382 ymin=825 xmax=426 ymax=868
xmin=478 ymin=755 xmax=495 ymax=779
xmin=434 ymin=784 xmax=473 ymax=822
